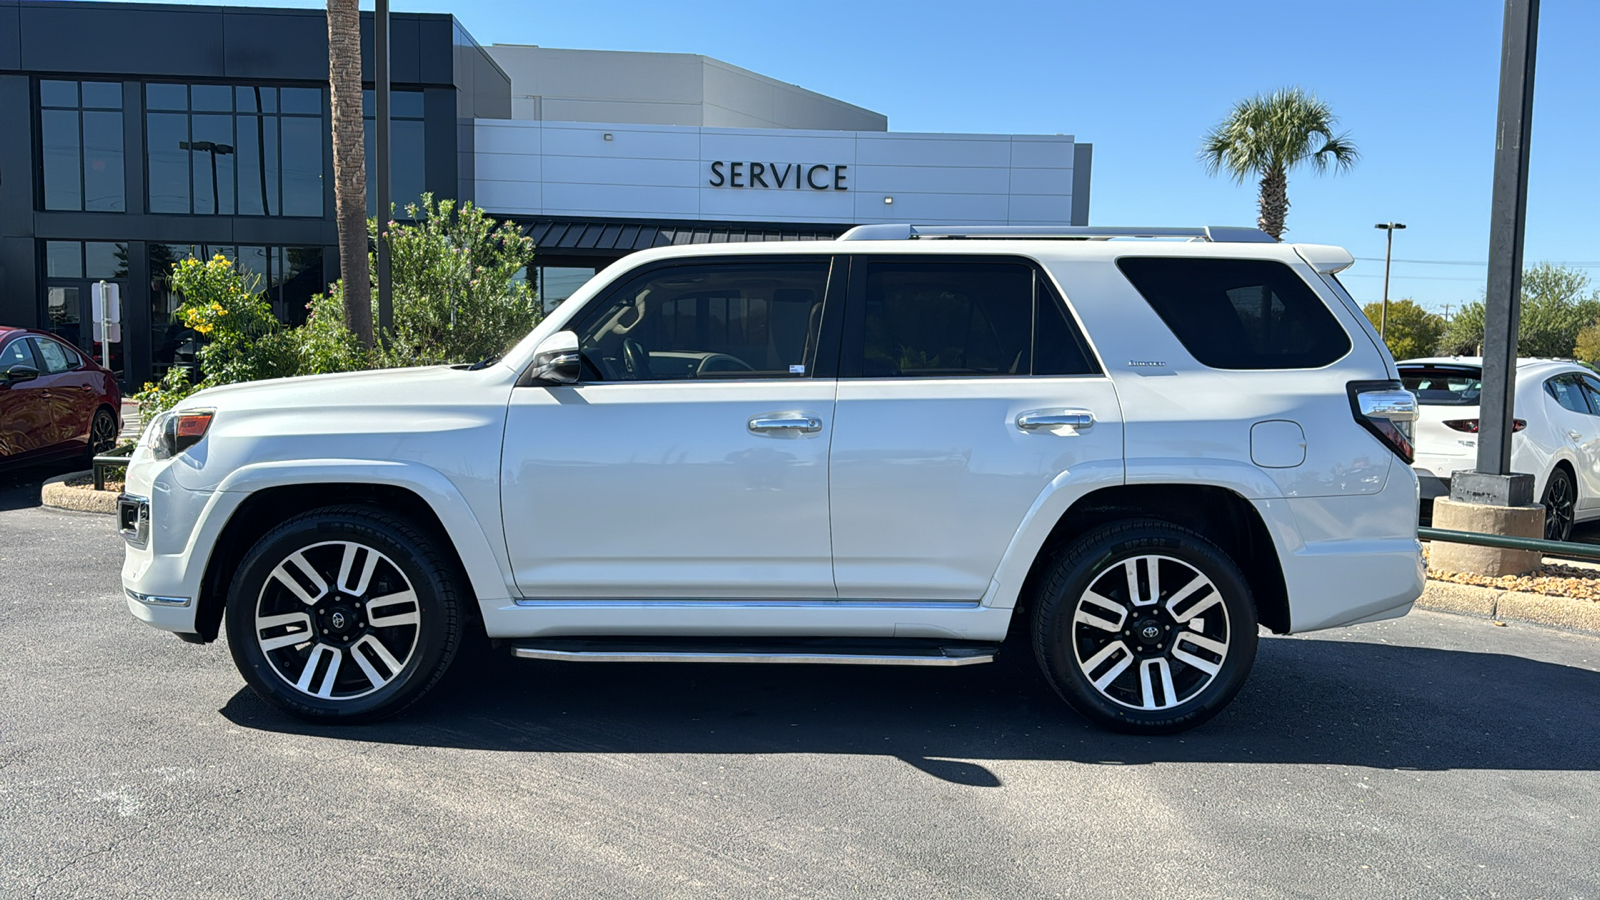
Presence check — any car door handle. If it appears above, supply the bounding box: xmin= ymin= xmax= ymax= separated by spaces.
xmin=749 ymin=414 xmax=822 ymax=434
xmin=1017 ymin=410 xmax=1095 ymax=431
xmin=1571 ymin=430 xmax=1583 ymax=441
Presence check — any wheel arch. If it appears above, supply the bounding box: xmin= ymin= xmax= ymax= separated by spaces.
xmin=1010 ymin=483 xmax=1291 ymax=635
xmin=191 ymin=479 xmax=494 ymax=643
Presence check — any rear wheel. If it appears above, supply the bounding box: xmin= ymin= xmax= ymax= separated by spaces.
xmin=85 ymin=406 xmax=118 ymax=461
xmin=1031 ymin=520 xmax=1258 ymax=734
xmin=224 ymin=506 xmax=464 ymax=723
xmin=1542 ymin=466 xmax=1575 ymax=542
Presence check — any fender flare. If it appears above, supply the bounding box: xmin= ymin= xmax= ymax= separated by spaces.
xmin=213 ymin=458 xmax=514 ymax=603
xmin=981 ymin=458 xmax=1292 ymax=610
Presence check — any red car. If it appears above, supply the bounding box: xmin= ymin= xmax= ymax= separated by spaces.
xmin=0 ymin=327 xmax=122 ymax=468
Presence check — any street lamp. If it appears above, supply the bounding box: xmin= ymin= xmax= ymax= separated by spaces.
xmin=180 ymin=140 xmax=235 ymax=215
xmin=1374 ymin=222 xmax=1407 ymax=338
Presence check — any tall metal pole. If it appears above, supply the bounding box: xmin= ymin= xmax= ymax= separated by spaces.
xmin=375 ymin=0 xmax=392 ymax=337
xmin=1473 ymin=0 xmax=1539 ymax=486
xmin=1375 ymin=222 xmax=1405 ymax=338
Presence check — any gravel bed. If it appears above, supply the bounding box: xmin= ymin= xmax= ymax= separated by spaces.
xmin=1425 ymin=546 xmax=1600 ymax=601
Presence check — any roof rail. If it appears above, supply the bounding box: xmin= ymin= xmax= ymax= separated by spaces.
xmin=836 ymin=224 xmax=1278 ymax=243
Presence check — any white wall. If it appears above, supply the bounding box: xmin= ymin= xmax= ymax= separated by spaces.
xmin=473 ymin=120 xmax=1083 ymax=226
xmin=487 ymin=46 xmax=888 ymax=132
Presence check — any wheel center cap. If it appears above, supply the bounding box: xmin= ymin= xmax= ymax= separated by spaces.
xmin=325 ymin=604 xmax=358 ymax=635
xmin=1139 ymin=623 xmax=1162 ymax=642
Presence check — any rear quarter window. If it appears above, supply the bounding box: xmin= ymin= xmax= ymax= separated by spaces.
xmin=1116 ymin=257 xmax=1351 ymax=370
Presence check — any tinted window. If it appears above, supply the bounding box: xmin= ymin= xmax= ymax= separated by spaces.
xmin=1117 ymin=258 xmax=1351 ymax=369
xmin=1580 ymin=376 xmax=1600 ymax=415
xmin=859 ymin=262 xmax=1032 ymax=377
xmin=32 ymin=338 xmax=77 ymax=374
xmin=39 ymin=80 xmax=125 ymax=213
xmin=575 ymin=261 xmax=830 ymax=381
xmin=851 ymin=261 xmax=1098 ymax=378
xmin=1545 ymin=375 xmax=1591 ymax=414
xmin=1 ymin=339 xmax=38 ymax=373
xmin=1401 ymin=366 xmax=1483 ymax=406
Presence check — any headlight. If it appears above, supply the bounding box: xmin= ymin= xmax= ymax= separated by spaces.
xmin=149 ymin=409 xmax=216 ymax=459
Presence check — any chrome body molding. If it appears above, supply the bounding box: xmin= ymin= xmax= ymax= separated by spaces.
xmin=125 ymin=588 xmax=191 ymax=608
xmin=510 ymin=598 xmax=983 ymax=609
xmin=513 ymin=646 xmax=995 ymax=667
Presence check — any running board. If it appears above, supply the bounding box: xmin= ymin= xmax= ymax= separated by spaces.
xmin=510 ymin=637 xmax=999 ymax=667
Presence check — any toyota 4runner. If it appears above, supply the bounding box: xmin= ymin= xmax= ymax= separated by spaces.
xmin=119 ymin=224 xmax=1424 ymax=734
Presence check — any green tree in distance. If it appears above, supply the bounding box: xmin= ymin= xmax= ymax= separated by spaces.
xmin=1437 ymin=264 xmax=1600 ymax=358
xmin=1200 ymin=87 xmax=1359 ymax=239
xmin=1361 ymin=299 xmax=1443 ymax=362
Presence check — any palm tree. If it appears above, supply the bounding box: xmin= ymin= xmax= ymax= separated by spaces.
xmin=1200 ymin=88 xmax=1359 ymax=240
xmin=327 ymin=0 xmax=374 ymax=346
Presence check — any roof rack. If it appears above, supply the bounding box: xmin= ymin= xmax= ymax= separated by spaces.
xmin=836 ymin=224 xmax=1278 ymax=243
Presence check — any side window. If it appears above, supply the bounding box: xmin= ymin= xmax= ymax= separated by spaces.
xmin=1116 ymin=257 xmax=1352 ymax=369
xmin=32 ymin=337 xmax=78 ymax=374
xmin=1 ymin=339 xmax=38 ymax=373
xmin=574 ymin=260 xmax=830 ymax=381
xmin=857 ymin=261 xmax=1033 ymax=377
xmin=1546 ymin=375 xmax=1592 ymax=414
xmin=1033 ymin=278 xmax=1100 ymax=376
xmin=1579 ymin=375 xmax=1600 ymax=415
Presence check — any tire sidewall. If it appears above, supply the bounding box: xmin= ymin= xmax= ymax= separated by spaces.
xmin=1034 ymin=522 xmax=1258 ymax=734
xmin=1543 ymin=467 xmax=1575 ymax=542
xmin=225 ymin=510 xmax=457 ymax=722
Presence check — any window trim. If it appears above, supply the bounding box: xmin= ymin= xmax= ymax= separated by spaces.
xmin=838 ymin=254 xmax=1103 ymax=380
xmin=520 ymin=254 xmax=846 ymax=387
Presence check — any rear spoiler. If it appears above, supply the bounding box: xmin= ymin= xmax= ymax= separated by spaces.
xmin=1293 ymin=244 xmax=1355 ymax=275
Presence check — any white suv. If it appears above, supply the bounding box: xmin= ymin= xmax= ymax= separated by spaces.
xmin=119 ymin=224 xmax=1424 ymax=734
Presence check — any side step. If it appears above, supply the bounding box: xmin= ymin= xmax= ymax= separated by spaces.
xmin=510 ymin=637 xmax=999 ymax=667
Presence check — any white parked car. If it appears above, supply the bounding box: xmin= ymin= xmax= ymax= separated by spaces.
xmin=1400 ymin=356 xmax=1600 ymax=540
xmin=119 ymin=224 xmax=1424 ymax=734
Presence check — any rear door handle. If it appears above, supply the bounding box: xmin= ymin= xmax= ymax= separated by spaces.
xmin=749 ymin=414 xmax=822 ymax=434
xmin=1017 ymin=410 xmax=1095 ymax=431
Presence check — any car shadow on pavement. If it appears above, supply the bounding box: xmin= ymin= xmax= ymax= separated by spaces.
xmin=220 ymin=633 xmax=1600 ymax=786
xmin=0 ymin=459 xmax=83 ymax=511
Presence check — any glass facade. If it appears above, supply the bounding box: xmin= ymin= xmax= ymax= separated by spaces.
xmin=148 ymin=244 xmax=326 ymax=378
xmin=39 ymin=80 xmax=126 ymax=212
xmin=537 ymin=266 xmax=597 ymax=313
xmin=146 ymin=83 xmax=325 ymax=217
xmin=41 ymin=240 xmax=130 ymax=377
xmin=363 ymin=89 xmax=427 ymax=217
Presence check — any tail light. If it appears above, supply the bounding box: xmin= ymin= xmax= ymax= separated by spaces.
xmin=1348 ymin=380 xmax=1418 ymax=463
xmin=1442 ymin=418 xmax=1526 ymax=433
xmin=149 ymin=409 xmax=215 ymax=458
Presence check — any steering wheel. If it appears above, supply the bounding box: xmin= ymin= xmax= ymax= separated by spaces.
xmin=695 ymin=354 xmax=755 ymax=377
xmin=622 ymin=338 xmax=651 ymax=379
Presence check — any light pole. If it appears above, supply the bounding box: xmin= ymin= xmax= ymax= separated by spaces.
xmin=180 ymin=140 xmax=235 ymax=214
xmin=1375 ymin=222 xmax=1406 ymax=338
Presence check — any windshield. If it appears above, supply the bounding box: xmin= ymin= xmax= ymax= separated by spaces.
xmin=1399 ymin=365 xmax=1482 ymax=406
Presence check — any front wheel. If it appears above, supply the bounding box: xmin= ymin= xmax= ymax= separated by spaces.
xmin=225 ymin=506 xmax=464 ymax=723
xmin=1031 ymin=520 xmax=1258 ymax=734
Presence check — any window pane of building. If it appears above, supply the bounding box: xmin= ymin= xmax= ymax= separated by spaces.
xmin=279 ymin=87 xmax=320 ymax=114
xmin=39 ymin=79 xmax=77 ymax=107
xmin=236 ymin=245 xmax=269 ymax=290
xmin=392 ymin=118 xmax=426 ymax=213
xmin=45 ymin=287 xmax=81 ymax=347
xmin=235 ymin=114 xmax=267 ymax=216
xmin=148 ymin=243 xmax=199 ymax=377
xmin=277 ymin=247 xmax=324 ymax=326
xmin=46 ymin=241 xmax=82 ymax=278
xmin=84 ymin=242 xmax=127 ymax=280
xmin=191 ymin=83 xmax=232 ymax=112
xmin=280 ymin=115 xmax=323 ymax=217
xmin=81 ymin=81 xmax=122 ymax=109
xmin=146 ymin=83 xmax=187 ymax=111
xmin=190 ymin=113 xmax=236 ymax=215
xmin=40 ymin=108 xmax=82 ymax=211
xmin=82 ymin=110 xmax=125 ymax=212
xmin=147 ymin=112 xmax=191 ymax=213
xmin=540 ymin=267 xmax=596 ymax=313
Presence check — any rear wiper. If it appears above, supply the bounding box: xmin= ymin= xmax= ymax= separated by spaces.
xmin=467 ymin=354 xmax=502 ymax=371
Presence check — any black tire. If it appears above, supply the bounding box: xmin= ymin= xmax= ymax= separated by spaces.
xmin=1542 ymin=466 xmax=1576 ymax=542
xmin=85 ymin=406 xmax=118 ymax=461
xmin=1031 ymin=519 xmax=1258 ymax=734
xmin=224 ymin=505 xmax=464 ymax=723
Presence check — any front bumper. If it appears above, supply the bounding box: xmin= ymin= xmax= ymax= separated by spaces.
xmin=118 ymin=449 xmax=239 ymax=634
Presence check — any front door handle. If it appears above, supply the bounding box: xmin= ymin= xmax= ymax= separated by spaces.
xmin=749 ymin=414 xmax=822 ymax=434
xmin=1017 ymin=410 xmax=1095 ymax=431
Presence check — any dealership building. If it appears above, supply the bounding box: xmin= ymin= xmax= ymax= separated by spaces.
xmin=0 ymin=0 xmax=1092 ymax=389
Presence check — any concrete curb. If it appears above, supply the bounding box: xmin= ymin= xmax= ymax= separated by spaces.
xmin=1418 ymin=579 xmax=1600 ymax=635
xmin=40 ymin=470 xmax=118 ymax=515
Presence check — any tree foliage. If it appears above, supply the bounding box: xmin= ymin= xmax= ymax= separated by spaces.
xmin=1200 ymin=87 xmax=1358 ymax=239
xmin=1361 ymin=299 xmax=1443 ymax=362
xmin=1437 ymin=263 xmax=1600 ymax=358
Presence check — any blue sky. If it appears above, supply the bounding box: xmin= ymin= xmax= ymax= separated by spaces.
xmin=160 ymin=0 xmax=1600 ymax=314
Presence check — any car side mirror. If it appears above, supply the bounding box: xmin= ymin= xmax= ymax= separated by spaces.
xmin=528 ymin=331 xmax=581 ymax=385
xmin=3 ymin=364 xmax=40 ymax=386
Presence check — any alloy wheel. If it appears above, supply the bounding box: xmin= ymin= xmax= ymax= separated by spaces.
xmin=1545 ymin=471 xmax=1575 ymax=541
xmin=90 ymin=409 xmax=118 ymax=456
xmin=253 ymin=540 xmax=422 ymax=701
xmin=1071 ymin=554 xmax=1231 ymax=711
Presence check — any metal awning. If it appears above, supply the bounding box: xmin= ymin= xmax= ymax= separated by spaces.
xmin=520 ymin=219 xmax=850 ymax=253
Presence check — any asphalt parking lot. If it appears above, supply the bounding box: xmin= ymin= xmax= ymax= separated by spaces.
xmin=3 ymin=470 xmax=1598 ymax=899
